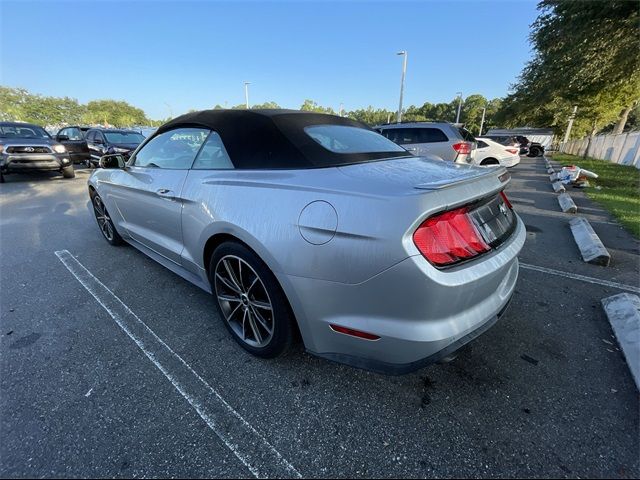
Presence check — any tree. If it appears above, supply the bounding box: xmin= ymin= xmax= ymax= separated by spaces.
xmin=83 ymin=100 xmax=148 ymax=127
xmin=495 ymin=0 xmax=640 ymax=138
xmin=300 ymin=99 xmax=335 ymax=114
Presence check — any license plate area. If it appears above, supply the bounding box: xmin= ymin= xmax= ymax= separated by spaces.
xmin=469 ymin=194 xmax=516 ymax=247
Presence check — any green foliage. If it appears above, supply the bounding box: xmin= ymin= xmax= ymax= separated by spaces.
xmin=300 ymin=99 xmax=335 ymax=114
xmin=495 ymin=0 xmax=640 ymax=137
xmin=0 ymin=86 xmax=152 ymax=127
xmin=83 ymin=99 xmax=148 ymax=127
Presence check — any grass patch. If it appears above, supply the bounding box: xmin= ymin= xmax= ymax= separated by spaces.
xmin=550 ymin=153 xmax=640 ymax=238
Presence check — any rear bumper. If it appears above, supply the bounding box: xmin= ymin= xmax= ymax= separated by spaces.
xmin=1 ymin=154 xmax=70 ymax=172
xmin=502 ymin=155 xmax=521 ymax=168
xmin=280 ymin=215 xmax=526 ymax=374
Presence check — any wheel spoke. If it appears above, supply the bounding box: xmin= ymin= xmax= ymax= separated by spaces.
xmin=250 ymin=305 xmax=272 ymax=335
xmin=216 ymin=272 xmax=242 ymax=294
xmin=246 ymin=276 xmax=259 ymax=294
xmin=218 ymin=293 xmax=241 ymax=303
xmin=241 ymin=309 xmax=247 ymax=340
xmin=226 ymin=302 xmax=242 ymax=322
xmin=223 ymin=259 xmax=243 ymax=292
xmin=251 ymin=299 xmax=272 ymax=311
xmin=247 ymin=312 xmax=263 ymax=344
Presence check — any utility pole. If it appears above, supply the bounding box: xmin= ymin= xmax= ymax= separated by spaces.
xmin=455 ymin=92 xmax=463 ymax=124
xmin=339 ymin=103 xmax=344 ymax=117
xmin=562 ymin=105 xmax=578 ymax=144
xmin=478 ymin=107 xmax=486 ymax=136
xmin=244 ymin=82 xmax=251 ymax=109
xmin=387 ymin=112 xmax=392 ymax=124
xmin=397 ymin=51 xmax=407 ymax=123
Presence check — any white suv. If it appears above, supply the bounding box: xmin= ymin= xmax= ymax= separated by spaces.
xmin=375 ymin=122 xmax=477 ymax=164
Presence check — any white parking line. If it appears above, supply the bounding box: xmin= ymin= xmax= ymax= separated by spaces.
xmin=55 ymin=249 xmax=301 ymax=479
xmin=520 ymin=262 xmax=640 ymax=293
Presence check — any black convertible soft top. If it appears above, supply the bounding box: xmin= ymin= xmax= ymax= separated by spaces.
xmin=156 ymin=109 xmax=408 ymax=169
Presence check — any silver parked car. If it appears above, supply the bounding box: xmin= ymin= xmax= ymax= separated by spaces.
xmin=375 ymin=122 xmax=477 ymax=164
xmin=88 ymin=110 xmax=525 ymax=374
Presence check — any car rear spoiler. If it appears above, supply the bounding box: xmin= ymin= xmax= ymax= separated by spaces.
xmin=414 ymin=168 xmax=510 ymax=191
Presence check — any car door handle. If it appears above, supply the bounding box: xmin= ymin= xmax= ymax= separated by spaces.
xmin=406 ymin=147 xmax=417 ymax=152
xmin=156 ymin=188 xmax=176 ymax=200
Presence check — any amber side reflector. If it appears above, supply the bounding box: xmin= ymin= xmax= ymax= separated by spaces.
xmin=329 ymin=324 xmax=380 ymax=340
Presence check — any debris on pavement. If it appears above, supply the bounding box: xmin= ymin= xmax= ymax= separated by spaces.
xmin=557 ymin=165 xmax=598 ymax=188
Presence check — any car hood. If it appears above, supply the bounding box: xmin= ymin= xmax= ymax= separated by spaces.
xmin=337 ymin=155 xmax=499 ymax=191
xmin=1 ymin=137 xmax=55 ymax=146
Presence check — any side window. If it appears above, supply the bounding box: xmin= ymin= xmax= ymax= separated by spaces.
xmin=132 ymin=128 xmax=209 ymax=169
xmin=477 ymin=140 xmax=489 ymax=149
xmin=192 ymin=131 xmax=234 ymax=169
xmin=95 ymin=132 xmax=105 ymax=143
xmin=67 ymin=128 xmax=83 ymax=140
xmin=419 ymin=128 xmax=449 ymax=143
xmin=382 ymin=128 xmax=419 ymax=145
xmin=86 ymin=131 xmax=95 ymax=142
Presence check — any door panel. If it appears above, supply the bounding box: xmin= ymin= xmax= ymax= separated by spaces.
xmin=108 ymin=166 xmax=189 ymax=264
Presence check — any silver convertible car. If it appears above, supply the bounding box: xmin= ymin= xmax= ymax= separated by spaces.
xmin=88 ymin=110 xmax=525 ymax=374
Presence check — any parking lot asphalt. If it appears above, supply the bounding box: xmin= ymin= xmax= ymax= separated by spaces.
xmin=1 ymin=159 xmax=638 ymax=478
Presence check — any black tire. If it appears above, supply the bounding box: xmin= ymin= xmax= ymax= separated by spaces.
xmin=0 ymin=171 xmax=5 ymax=183
xmin=209 ymin=241 xmax=295 ymax=358
xmin=89 ymin=190 xmax=124 ymax=246
xmin=480 ymin=158 xmax=500 ymax=167
xmin=62 ymin=165 xmax=75 ymax=178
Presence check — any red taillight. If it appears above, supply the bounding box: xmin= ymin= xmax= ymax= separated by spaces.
xmin=506 ymin=148 xmax=518 ymax=155
xmin=452 ymin=142 xmax=471 ymax=155
xmin=413 ymin=206 xmax=490 ymax=266
xmin=329 ymin=324 xmax=380 ymax=340
xmin=500 ymin=190 xmax=512 ymax=209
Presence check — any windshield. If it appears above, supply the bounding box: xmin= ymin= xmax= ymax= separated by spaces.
xmin=0 ymin=124 xmax=51 ymax=139
xmin=104 ymin=131 xmax=145 ymax=144
xmin=305 ymin=125 xmax=406 ymax=154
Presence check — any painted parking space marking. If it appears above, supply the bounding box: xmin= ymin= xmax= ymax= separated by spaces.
xmin=55 ymin=249 xmax=301 ymax=479
xmin=520 ymin=262 xmax=639 ymax=293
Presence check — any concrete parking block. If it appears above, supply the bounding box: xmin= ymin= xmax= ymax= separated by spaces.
xmin=552 ymin=181 xmax=566 ymax=193
xmin=547 ymin=167 xmax=555 ymax=174
xmin=601 ymin=293 xmax=640 ymax=390
xmin=569 ymin=217 xmax=611 ymax=266
xmin=558 ymin=192 xmax=577 ymax=213
xmin=550 ymin=172 xmax=559 ymax=181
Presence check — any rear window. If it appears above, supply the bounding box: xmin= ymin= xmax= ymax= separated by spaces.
xmin=457 ymin=127 xmax=476 ymax=142
xmin=381 ymin=127 xmax=449 ymax=145
xmin=104 ymin=131 xmax=145 ymax=144
xmin=305 ymin=125 xmax=405 ymax=154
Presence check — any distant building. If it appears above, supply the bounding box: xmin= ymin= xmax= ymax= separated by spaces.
xmin=486 ymin=127 xmax=555 ymax=148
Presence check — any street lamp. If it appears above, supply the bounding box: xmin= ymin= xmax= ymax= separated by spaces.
xmin=396 ymin=51 xmax=407 ymax=123
xmin=244 ymin=82 xmax=251 ymax=109
xmin=455 ymin=92 xmax=463 ymax=124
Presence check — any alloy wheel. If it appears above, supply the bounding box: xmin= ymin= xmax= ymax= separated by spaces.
xmin=214 ymin=255 xmax=274 ymax=348
xmin=93 ymin=196 xmax=114 ymax=241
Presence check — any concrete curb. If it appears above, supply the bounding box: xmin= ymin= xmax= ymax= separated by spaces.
xmin=552 ymin=181 xmax=566 ymax=193
xmin=601 ymin=293 xmax=640 ymax=390
xmin=547 ymin=167 xmax=555 ymax=174
xmin=569 ymin=217 xmax=611 ymax=266
xmin=558 ymin=193 xmax=577 ymax=213
xmin=550 ymin=173 xmax=559 ymax=182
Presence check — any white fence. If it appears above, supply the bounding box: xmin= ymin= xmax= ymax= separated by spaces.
xmin=559 ymin=131 xmax=640 ymax=168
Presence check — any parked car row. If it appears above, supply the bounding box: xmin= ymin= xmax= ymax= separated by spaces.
xmin=55 ymin=127 xmax=145 ymax=167
xmin=0 ymin=122 xmax=147 ymax=181
xmin=374 ymin=121 xmax=522 ymax=168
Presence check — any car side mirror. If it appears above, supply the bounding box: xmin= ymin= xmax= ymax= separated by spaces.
xmin=99 ymin=154 xmax=126 ymax=169
xmin=57 ymin=134 xmax=69 ymax=141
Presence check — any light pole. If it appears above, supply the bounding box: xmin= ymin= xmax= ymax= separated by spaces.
xmin=396 ymin=51 xmax=407 ymax=123
xmin=563 ymin=105 xmax=578 ymax=144
xmin=455 ymin=92 xmax=463 ymax=124
xmin=244 ymin=82 xmax=251 ymax=109
xmin=478 ymin=107 xmax=486 ymax=136
xmin=339 ymin=103 xmax=344 ymax=117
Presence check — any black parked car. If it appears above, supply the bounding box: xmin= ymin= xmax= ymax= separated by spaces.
xmin=55 ymin=125 xmax=91 ymax=164
xmin=0 ymin=122 xmax=74 ymax=182
xmin=85 ymin=129 xmax=145 ymax=167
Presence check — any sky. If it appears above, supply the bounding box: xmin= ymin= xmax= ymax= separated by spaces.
xmin=0 ymin=0 xmax=539 ymax=120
